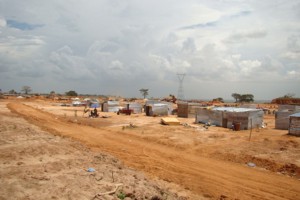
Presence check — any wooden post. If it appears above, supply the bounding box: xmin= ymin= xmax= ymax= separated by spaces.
xmin=249 ymin=118 xmax=252 ymax=141
xmin=288 ymin=116 xmax=291 ymax=135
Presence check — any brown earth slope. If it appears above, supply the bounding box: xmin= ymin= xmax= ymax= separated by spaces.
xmin=7 ymin=102 xmax=300 ymax=200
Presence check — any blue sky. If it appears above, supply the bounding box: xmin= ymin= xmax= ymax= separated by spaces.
xmin=0 ymin=0 xmax=299 ymax=100
xmin=6 ymin=19 xmax=43 ymax=30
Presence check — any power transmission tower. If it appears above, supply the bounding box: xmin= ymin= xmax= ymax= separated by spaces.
xmin=177 ymin=73 xmax=186 ymax=100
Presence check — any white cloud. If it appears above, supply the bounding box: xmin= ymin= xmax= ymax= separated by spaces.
xmin=225 ymin=28 xmax=267 ymax=43
xmin=179 ymin=4 xmax=222 ymax=28
xmin=281 ymin=52 xmax=300 ymax=60
xmin=285 ymin=70 xmax=300 ymax=81
xmin=149 ymin=54 xmax=172 ymax=71
xmin=281 ymin=35 xmax=300 ymax=60
xmin=49 ymin=46 xmax=95 ymax=80
xmin=231 ymin=54 xmax=241 ymax=60
xmin=239 ymin=60 xmax=262 ymax=76
xmin=109 ymin=60 xmax=124 ymax=70
xmin=0 ymin=17 xmax=6 ymax=27
xmin=0 ymin=0 xmax=299 ymax=99
xmin=0 ymin=35 xmax=45 ymax=59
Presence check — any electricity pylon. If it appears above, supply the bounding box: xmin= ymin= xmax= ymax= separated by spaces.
xmin=177 ymin=73 xmax=186 ymax=100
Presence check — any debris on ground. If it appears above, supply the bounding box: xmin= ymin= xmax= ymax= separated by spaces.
xmin=87 ymin=167 xmax=96 ymax=172
xmin=247 ymin=162 xmax=256 ymax=167
xmin=122 ymin=123 xmax=137 ymax=130
xmin=161 ymin=117 xmax=180 ymax=125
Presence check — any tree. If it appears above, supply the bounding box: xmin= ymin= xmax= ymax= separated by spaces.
xmin=49 ymin=91 xmax=56 ymax=96
xmin=9 ymin=89 xmax=17 ymax=94
xmin=282 ymin=93 xmax=295 ymax=98
xmin=65 ymin=90 xmax=78 ymax=96
xmin=231 ymin=93 xmax=241 ymax=103
xmin=139 ymin=88 xmax=149 ymax=99
xmin=21 ymin=86 xmax=32 ymax=94
xmin=232 ymin=93 xmax=254 ymax=102
xmin=213 ymin=97 xmax=224 ymax=103
xmin=240 ymin=94 xmax=254 ymax=102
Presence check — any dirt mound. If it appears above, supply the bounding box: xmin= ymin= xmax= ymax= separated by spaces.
xmin=271 ymin=98 xmax=300 ymax=104
xmin=278 ymin=163 xmax=300 ymax=177
xmin=213 ymin=152 xmax=300 ymax=178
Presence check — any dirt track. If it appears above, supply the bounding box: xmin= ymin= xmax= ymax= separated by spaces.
xmin=7 ymin=102 xmax=300 ymax=200
xmin=1 ymin=102 xmax=196 ymax=200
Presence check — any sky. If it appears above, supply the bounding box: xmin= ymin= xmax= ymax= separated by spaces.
xmin=0 ymin=0 xmax=300 ymax=100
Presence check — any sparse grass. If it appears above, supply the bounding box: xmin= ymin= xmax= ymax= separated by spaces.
xmin=117 ymin=191 xmax=126 ymax=200
xmin=122 ymin=123 xmax=137 ymax=130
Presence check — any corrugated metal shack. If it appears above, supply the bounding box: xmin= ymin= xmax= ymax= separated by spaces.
xmin=275 ymin=105 xmax=300 ymax=130
xmin=177 ymin=102 xmax=204 ymax=118
xmin=145 ymin=100 xmax=173 ymax=116
xmin=145 ymin=103 xmax=168 ymax=116
xmin=288 ymin=113 xmax=300 ymax=136
xmin=102 ymin=101 xmax=121 ymax=112
xmin=195 ymin=107 xmax=264 ymax=130
xmin=239 ymin=104 xmax=257 ymax=109
xmin=128 ymin=102 xmax=143 ymax=114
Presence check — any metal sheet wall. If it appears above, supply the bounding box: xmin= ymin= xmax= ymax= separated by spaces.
xmin=289 ymin=116 xmax=300 ymax=136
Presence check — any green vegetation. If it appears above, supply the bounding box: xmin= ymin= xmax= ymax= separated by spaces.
xmin=65 ymin=90 xmax=78 ymax=96
xmin=281 ymin=93 xmax=295 ymax=98
xmin=231 ymin=93 xmax=254 ymax=103
xmin=117 ymin=191 xmax=126 ymax=200
xmin=9 ymin=89 xmax=17 ymax=94
xmin=212 ymin=97 xmax=224 ymax=103
xmin=21 ymin=86 xmax=32 ymax=94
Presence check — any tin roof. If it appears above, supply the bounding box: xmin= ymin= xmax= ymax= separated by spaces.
xmin=212 ymin=107 xmax=261 ymax=112
xmin=290 ymin=112 xmax=300 ymax=117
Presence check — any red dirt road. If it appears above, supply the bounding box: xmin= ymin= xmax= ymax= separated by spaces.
xmin=8 ymin=102 xmax=300 ymax=200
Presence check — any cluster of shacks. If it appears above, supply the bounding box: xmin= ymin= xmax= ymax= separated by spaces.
xmin=100 ymin=100 xmax=174 ymax=115
xmin=73 ymin=98 xmax=300 ymax=136
xmin=101 ymin=101 xmax=144 ymax=114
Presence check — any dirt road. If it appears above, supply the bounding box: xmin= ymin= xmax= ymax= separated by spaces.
xmin=8 ymin=102 xmax=300 ymax=200
xmin=1 ymin=102 xmax=196 ymax=200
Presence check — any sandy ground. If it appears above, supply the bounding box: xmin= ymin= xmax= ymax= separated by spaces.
xmin=0 ymin=101 xmax=202 ymax=200
xmin=1 ymin=99 xmax=300 ymax=199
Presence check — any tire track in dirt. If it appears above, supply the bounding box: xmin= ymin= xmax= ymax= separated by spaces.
xmin=8 ymin=102 xmax=300 ymax=200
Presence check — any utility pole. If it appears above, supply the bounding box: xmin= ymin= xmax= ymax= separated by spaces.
xmin=177 ymin=73 xmax=186 ymax=101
